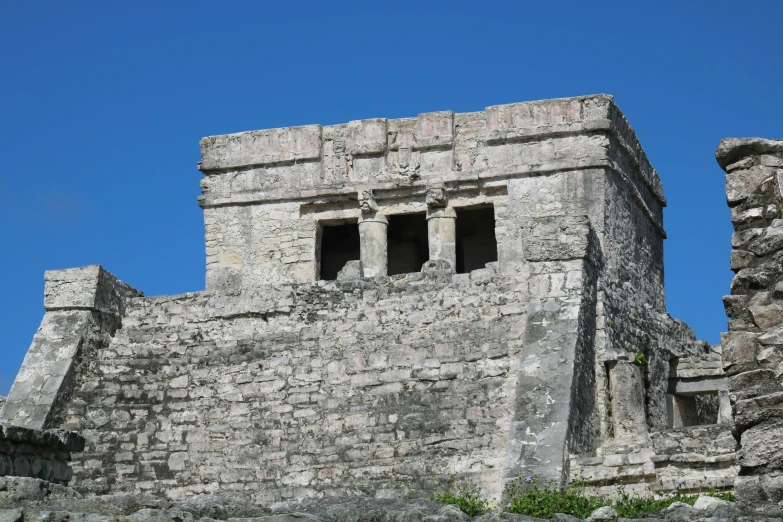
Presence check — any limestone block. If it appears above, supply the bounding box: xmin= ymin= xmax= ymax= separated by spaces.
xmin=669 ymin=376 xmax=727 ymax=395
xmin=722 ymin=294 xmax=748 ymax=318
xmin=44 ymin=266 xmax=142 ymax=315
xmin=336 ymin=261 xmax=362 ymax=281
xmin=734 ymin=470 xmax=783 ymax=505
xmin=739 ymin=419 xmax=783 ymax=468
xmin=521 ymin=215 xmax=592 ymax=261
xmin=0 ymin=509 xmax=23 ymax=522
xmin=749 ymin=219 xmax=783 ymax=256
xmin=347 ymin=119 xmax=387 ymax=155
xmin=485 ymin=96 xmax=598 ymax=143
xmin=730 ymin=369 xmax=783 ymax=402
xmin=725 ymin=167 xmax=775 ymax=205
xmin=200 ymin=125 xmax=323 ymax=170
xmin=609 ymin=361 xmax=650 ymax=444
xmin=414 ymin=111 xmax=454 ymax=149
xmin=733 ymin=391 xmax=783 ymax=430
xmin=716 ymin=137 xmax=783 ymax=170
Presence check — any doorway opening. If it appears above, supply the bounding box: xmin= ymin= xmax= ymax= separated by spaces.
xmin=387 ymin=213 xmax=429 ymax=276
xmin=319 ymin=222 xmax=360 ymax=280
xmin=456 ymin=206 xmax=498 ymax=273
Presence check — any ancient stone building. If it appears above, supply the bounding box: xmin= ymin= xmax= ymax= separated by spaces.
xmin=0 ymin=95 xmax=736 ymax=502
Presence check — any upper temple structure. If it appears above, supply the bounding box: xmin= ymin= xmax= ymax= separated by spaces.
xmin=0 ymin=95 xmax=751 ymax=505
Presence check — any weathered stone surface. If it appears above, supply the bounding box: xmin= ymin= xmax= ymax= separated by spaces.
xmin=586 ymin=506 xmax=618 ymax=521
xmin=1 ymin=97 xmax=728 ymax=505
xmin=716 ymin=138 xmax=783 ymax=170
xmin=44 ymin=266 xmax=143 ymax=315
xmin=0 ymin=509 xmax=22 ymax=522
xmin=717 ymin=138 xmax=783 ymax=506
xmin=693 ymin=494 xmax=743 ymax=518
xmin=335 ymin=260 xmax=362 ymax=281
xmin=1 ymin=267 xmax=141 ymax=431
xmin=0 ymin=426 xmax=83 ymax=485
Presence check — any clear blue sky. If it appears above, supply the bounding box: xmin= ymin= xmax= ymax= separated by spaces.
xmin=1 ymin=2 xmax=781 ymax=396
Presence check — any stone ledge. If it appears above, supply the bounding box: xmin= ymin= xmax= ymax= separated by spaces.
xmin=0 ymin=424 xmax=84 ymax=453
xmin=716 ymin=137 xmax=783 ymax=170
xmin=44 ymin=265 xmax=143 ymax=316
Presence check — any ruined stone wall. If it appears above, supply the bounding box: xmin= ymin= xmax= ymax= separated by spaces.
xmin=63 ymin=268 xmax=529 ymax=502
xmin=0 ymin=424 xmax=84 ymax=485
xmin=716 ymin=138 xmax=783 ymax=506
xmin=0 ymin=266 xmax=142 ymax=431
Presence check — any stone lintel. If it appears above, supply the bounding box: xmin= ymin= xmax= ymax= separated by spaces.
xmin=44 ymin=265 xmax=143 ymax=316
xmin=668 ymin=376 xmax=729 ymax=395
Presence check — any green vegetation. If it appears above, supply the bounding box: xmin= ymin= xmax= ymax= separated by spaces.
xmin=431 ymin=478 xmax=733 ymax=519
xmin=430 ymin=487 xmax=489 ymax=517
xmin=504 ymin=477 xmax=603 ymax=519
xmin=632 ymin=349 xmax=649 ymax=366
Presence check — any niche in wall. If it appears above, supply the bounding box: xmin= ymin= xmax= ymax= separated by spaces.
xmin=456 ymin=206 xmax=498 ymax=273
xmin=319 ymin=222 xmax=360 ymax=280
xmin=666 ymin=392 xmax=720 ymax=428
xmin=387 ymin=213 xmax=429 ymax=276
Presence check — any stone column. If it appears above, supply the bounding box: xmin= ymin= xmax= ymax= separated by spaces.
xmin=358 ymin=190 xmax=388 ymax=277
xmin=425 ymin=185 xmax=457 ymax=270
xmin=608 ymin=360 xmax=651 ymax=445
xmin=426 ymin=207 xmax=456 ymax=270
xmin=717 ymin=390 xmax=732 ymax=425
xmin=358 ymin=213 xmax=388 ymax=277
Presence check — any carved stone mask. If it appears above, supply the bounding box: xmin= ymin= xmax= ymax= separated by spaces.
xmin=426 ymin=186 xmax=448 ymax=208
xmin=358 ymin=190 xmax=378 ymax=213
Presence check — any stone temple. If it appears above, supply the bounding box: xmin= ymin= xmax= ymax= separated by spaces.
xmin=3 ymin=94 xmax=781 ymax=509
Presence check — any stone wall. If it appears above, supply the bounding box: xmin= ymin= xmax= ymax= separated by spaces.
xmin=716 ymin=138 xmax=783 ymax=506
xmin=57 ymin=215 xmax=599 ymax=502
xmin=0 ymin=424 xmax=84 ymax=485
xmin=0 ymin=96 xmax=729 ymax=503
xmin=0 ymin=266 xmax=142 ymax=431
xmin=197 ymin=95 xmax=666 ymax=304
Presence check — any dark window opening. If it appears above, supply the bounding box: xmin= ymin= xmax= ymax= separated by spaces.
xmin=667 ymin=392 xmax=720 ymax=428
xmin=456 ymin=206 xmax=498 ymax=274
xmin=319 ymin=223 xmax=360 ymax=280
xmin=387 ymin=213 xmax=429 ymax=276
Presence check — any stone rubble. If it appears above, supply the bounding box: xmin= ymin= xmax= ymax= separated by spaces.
xmin=0 ymin=476 xmax=775 ymax=522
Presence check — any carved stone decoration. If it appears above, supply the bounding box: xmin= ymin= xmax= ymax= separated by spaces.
xmin=389 ymin=128 xmax=420 ymax=178
xmin=358 ymin=189 xmax=379 ymax=214
xmin=332 ymin=139 xmax=347 ymax=180
xmin=426 ymin=185 xmax=448 ymax=208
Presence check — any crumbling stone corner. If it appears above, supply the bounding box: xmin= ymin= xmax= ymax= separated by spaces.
xmin=504 ymin=215 xmax=602 ymax=486
xmin=0 ymin=265 xmax=142 ymax=431
xmin=716 ymin=138 xmax=783 ymax=507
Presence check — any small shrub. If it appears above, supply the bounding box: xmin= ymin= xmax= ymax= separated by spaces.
xmin=613 ymin=484 xmax=698 ymax=518
xmin=633 ymin=350 xmax=649 ymax=366
xmin=431 ymin=487 xmax=489 ymax=517
xmin=504 ymin=478 xmax=606 ymax=519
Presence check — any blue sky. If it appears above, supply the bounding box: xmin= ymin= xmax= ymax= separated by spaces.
xmin=0 ymin=1 xmax=781 ymax=396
